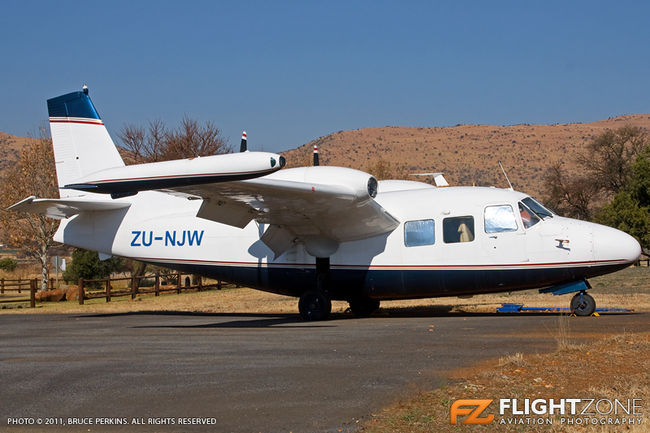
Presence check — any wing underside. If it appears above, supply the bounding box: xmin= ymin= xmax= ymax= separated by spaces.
xmin=166 ymin=167 xmax=399 ymax=257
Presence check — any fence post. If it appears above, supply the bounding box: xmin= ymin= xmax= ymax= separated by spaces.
xmin=131 ymin=277 xmax=137 ymax=299
xmin=78 ymin=278 xmax=85 ymax=305
xmin=49 ymin=278 xmax=54 ymax=290
xmin=177 ymin=273 xmax=181 ymax=294
xmin=30 ymin=279 xmax=36 ymax=308
xmin=198 ymin=275 xmax=203 ymax=292
xmin=1 ymin=278 xmax=4 ymax=294
xmin=18 ymin=278 xmax=22 ymax=294
xmin=155 ymin=272 xmax=160 ymax=296
xmin=217 ymin=280 xmax=222 ymax=290
xmin=105 ymin=279 xmax=111 ymax=303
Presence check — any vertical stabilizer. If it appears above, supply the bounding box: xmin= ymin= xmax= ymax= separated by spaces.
xmin=47 ymin=88 xmax=124 ymax=197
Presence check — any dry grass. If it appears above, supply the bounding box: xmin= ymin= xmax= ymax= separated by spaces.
xmin=362 ymin=332 xmax=650 ymax=433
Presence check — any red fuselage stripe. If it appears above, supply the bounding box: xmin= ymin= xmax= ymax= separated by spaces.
xmin=133 ymin=257 xmax=628 ymax=269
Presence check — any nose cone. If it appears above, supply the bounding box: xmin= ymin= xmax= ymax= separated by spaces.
xmin=593 ymin=225 xmax=642 ymax=264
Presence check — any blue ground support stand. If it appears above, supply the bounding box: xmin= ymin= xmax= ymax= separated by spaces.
xmin=497 ymin=304 xmax=632 ymax=313
xmin=538 ymin=280 xmax=590 ymax=296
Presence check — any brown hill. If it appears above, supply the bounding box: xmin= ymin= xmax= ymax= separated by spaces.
xmin=0 ymin=132 xmax=38 ymax=173
xmin=283 ymin=114 xmax=650 ymax=198
xmin=2 ymin=114 xmax=650 ymax=201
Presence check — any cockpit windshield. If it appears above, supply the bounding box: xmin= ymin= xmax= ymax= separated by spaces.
xmin=522 ymin=197 xmax=554 ymax=220
xmin=518 ymin=202 xmax=540 ymax=229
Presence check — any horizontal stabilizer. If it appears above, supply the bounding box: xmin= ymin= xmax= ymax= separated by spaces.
xmin=8 ymin=196 xmax=131 ymax=220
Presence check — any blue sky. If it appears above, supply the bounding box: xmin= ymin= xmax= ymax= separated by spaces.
xmin=2 ymin=1 xmax=650 ymax=152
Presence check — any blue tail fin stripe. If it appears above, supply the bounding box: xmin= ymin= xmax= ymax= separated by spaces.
xmin=47 ymin=91 xmax=101 ymax=120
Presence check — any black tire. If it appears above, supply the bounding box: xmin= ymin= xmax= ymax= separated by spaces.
xmin=570 ymin=292 xmax=596 ymax=316
xmin=298 ymin=290 xmax=332 ymax=321
xmin=348 ymin=297 xmax=380 ymax=317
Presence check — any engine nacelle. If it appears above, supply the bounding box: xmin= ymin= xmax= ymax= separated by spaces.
xmin=268 ymin=166 xmax=378 ymax=200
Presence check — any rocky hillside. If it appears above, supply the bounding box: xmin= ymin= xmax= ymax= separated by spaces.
xmin=2 ymin=114 xmax=650 ymax=200
xmin=283 ymin=114 xmax=650 ymax=198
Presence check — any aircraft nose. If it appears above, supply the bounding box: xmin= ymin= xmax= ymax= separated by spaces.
xmin=593 ymin=225 xmax=642 ymax=264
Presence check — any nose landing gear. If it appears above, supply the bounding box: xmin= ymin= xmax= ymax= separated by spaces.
xmin=570 ymin=291 xmax=596 ymax=316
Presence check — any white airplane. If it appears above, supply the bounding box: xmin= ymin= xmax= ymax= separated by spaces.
xmin=10 ymin=88 xmax=642 ymax=320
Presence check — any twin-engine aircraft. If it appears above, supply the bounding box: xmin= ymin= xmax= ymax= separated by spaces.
xmin=10 ymin=88 xmax=641 ymax=320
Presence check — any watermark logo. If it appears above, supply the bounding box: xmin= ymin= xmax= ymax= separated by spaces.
xmin=450 ymin=398 xmax=643 ymax=426
xmin=450 ymin=399 xmax=494 ymax=425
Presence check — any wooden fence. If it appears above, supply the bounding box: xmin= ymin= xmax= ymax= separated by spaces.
xmin=0 ymin=273 xmax=228 ymax=308
xmin=0 ymin=278 xmax=37 ymax=308
xmin=78 ymin=273 xmax=227 ymax=305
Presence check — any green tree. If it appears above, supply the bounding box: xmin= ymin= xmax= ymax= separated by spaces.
xmin=544 ymin=126 xmax=649 ymax=219
xmin=0 ymin=257 xmax=18 ymax=272
xmin=595 ymin=148 xmax=650 ymax=254
xmin=63 ymin=249 xmax=124 ymax=287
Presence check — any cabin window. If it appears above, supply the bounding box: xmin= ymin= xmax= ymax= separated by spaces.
xmin=484 ymin=205 xmax=518 ymax=233
xmin=404 ymin=219 xmax=435 ymax=247
xmin=519 ymin=202 xmax=540 ymax=229
xmin=443 ymin=216 xmax=474 ymax=243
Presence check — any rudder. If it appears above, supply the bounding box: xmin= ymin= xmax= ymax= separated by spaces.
xmin=47 ymin=88 xmax=124 ymax=197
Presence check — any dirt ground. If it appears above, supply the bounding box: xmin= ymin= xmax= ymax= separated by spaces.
xmin=362 ymin=330 xmax=650 ymax=433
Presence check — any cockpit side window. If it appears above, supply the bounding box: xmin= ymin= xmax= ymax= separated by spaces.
xmin=519 ymin=202 xmax=540 ymax=229
xmin=522 ymin=197 xmax=554 ymax=220
xmin=443 ymin=216 xmax=475 ymax=243
xmin=484 ymin=205 xmax=518 ymax=233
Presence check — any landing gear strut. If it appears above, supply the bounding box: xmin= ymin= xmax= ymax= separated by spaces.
xmin=348 ymin=296 xmax=380 ymax=317
xmin=570 ymin=291 xmax=596 ymax=316
xmin=298 ymin=257 xmax=332 ymax=321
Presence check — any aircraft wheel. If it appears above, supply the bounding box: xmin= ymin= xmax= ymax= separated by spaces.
xmin=298 ymin=290 xmax=332 ymax=321
xmin=570 ymin=292 xmax=596 ymax=316
xmin=348 ymin=297 xmax=380 ymax=317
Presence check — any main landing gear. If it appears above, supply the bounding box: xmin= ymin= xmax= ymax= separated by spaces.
xmin=298 ymin=257 xmax=332 ymax=321
xmin=298 ymin=290 xmax=332 ymax=321
xmin=570 ymin=291 xmax=596 ymax=316
xmin=297 ymin=257 xmax=381 ymax=320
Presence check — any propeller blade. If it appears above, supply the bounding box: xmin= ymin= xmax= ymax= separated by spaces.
xmin=240 ymin=131 xmax=247 ymax=152
xmin=313 ymin=144 xmax=319 ymax=166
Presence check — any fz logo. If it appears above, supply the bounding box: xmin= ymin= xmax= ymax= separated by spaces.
xmin=450 ymin=399 xmax=494 ymax=425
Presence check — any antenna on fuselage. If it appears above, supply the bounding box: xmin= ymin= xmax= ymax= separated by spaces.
xmin=498 ymin=161 xmax=514 ymax=190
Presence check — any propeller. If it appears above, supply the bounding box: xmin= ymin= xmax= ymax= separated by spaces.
xmin=313 ymin=144 xmax=319 ymax=166
xmin=240 ymin=131 xmax=247 ymax=152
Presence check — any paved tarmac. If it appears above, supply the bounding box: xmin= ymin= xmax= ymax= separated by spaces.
xmin=1 ymin=311 xmax=648 ymax=433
